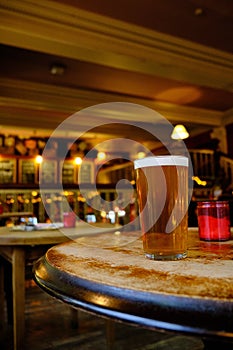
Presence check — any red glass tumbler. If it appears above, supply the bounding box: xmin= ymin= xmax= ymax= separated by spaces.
xmin=197 ymin=201 xmax=231 ymax=241
xmin=63 ymin=211 xmax=76 ymax=228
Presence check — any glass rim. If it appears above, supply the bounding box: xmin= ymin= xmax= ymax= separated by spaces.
xmin=134 ymin=155 xmax=188 ymax=169
xmin=197 ymin=200 xmax=229 ymax=206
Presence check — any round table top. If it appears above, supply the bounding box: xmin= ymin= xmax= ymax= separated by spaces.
xmin=34 ymin=228 xmax=233 ymax=339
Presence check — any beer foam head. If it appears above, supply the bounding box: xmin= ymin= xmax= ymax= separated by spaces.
xmin=134 ymin=155 xmax=188 ymax=169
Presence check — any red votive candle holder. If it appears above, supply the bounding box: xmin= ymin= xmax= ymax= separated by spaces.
xmin=197 ymin=201 xmax=231 ymax=241
xmin=63 ymin=211 xmax=76 ymax=228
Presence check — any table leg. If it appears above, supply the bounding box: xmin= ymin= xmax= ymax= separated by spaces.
xmin=69 ymin=307 xmax=79 ymax=328
xmin=0 ymin=258 xmax=4 ymax=328
xmin=12 ymin=248 xmax=25 ymax=350
xmin=4 ymin=259 xmax=13 ymax=325
xmin=105 ymin=319 xmax=115 ymax=350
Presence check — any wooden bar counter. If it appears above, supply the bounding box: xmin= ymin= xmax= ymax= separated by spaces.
xmin=34 ymin=228 xmax=233 ymax=342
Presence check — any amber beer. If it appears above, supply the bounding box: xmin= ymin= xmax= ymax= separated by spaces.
xmin=134 ymin=156 xmax=188 ymax=260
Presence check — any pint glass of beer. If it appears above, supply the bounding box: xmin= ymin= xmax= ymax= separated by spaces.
xmin=134 ymin=155 xmax=189 ymax=260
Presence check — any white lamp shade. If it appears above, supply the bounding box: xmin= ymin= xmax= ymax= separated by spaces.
xmin=171 ymin=124 xmax=189 ymax=140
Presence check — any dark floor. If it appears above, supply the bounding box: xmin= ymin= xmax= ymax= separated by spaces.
xmin=0 ymin=281 xmax=232 ymax=350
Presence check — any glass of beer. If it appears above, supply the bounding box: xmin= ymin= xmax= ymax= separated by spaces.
xmin=134 ymin=155 xmax=189 ymax=260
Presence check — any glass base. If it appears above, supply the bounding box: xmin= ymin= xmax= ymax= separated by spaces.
xmin=200 ymin=237 xmax=230 ymax=242
xmin=145 ymin=251 xmax=187 ymax=261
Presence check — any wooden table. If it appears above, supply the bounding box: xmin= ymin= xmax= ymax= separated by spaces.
xmin=0 ymin=212 xmax=33 ymax=225
xmin=34 ymin=228 xmax=233 ymax=343
xmin=0 ymin=212 xmax=33 ymax=218
xmin=0 ymin=222 xmax=120 ymax=350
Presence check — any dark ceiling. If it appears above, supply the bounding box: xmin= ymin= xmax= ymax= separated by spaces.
xmin=57 ymin=0 xmax=233 ymax=53
xmin=0 ymin=0 xmax=232 ymax=153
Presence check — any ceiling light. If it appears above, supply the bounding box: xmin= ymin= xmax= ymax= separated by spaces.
xmin=136 ymin=151 xmax=146 ymax=159
xmin=50 ymin=63 xmax=66 ymax=75
xmin=171 ymin=124 xmax=189 ymax=140
xmin=194 ymin=8 xmax=204 ymax=16
xmin=97 ymin=151 xmax=106 ymax=161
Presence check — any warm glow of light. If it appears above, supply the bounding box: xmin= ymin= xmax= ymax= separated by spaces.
xmin=77 ymin=195 xmax=86 ymax=202
xmin=100 ymin=210 xmax=107 ymax=218
xmin=192 ymin=176 xmax=207 ymax=186
xmin=31 ymin=191 xmax=38 ymax=196
xmin=137 ymin=151 xmax=146 ymax=159
xmin=54 ymin=195 xmax=62 ymax=201
xmin=74 ymin=157 xmax=82 ymax=165
xmin=63 ymin=191 xmax=74 ymax=196
xmin=155 ymin=87 xmax=201 ymax=104
xmin=35 ymin=155 xmax=43 ymax=164
xmin=97 ymin=151 xmax=106 ymax=161
xmin=171 ymin=124 xmax=189 ymax=140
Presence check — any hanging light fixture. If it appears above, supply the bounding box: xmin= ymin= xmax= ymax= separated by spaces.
xmin=136 ymin=151 xmax=146 ymax=159
xmin=171 ymin=124 xmax=189 ymax=140
xmin=97 ymin=151 xmax=106 ymax=161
